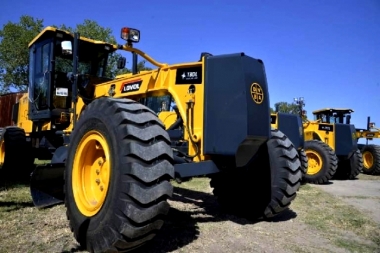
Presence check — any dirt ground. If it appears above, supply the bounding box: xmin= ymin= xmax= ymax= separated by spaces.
xmin=144 ymin=188 xmax=348 ymax=253
xmin=1 ymin=175 xmax=380 ymax=253
xmin=139 ymin=178 xmax=380 ymax=253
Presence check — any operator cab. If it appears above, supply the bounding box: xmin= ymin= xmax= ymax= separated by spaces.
xmin=313 ymin=108 xmax=353 ymax=125
xmin=27 ymin=26 xmax=117 ymax=127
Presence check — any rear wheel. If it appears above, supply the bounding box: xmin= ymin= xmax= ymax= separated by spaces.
xmin=361 ymin=145 xmax=380 ymax=175
xmin=334 ymin=150 xmax=363 ymax=179
xmin=303 ymin=140 xmax=337 ymax=184
xmin=64 ymin=97 xmax=174 ymax=253
xmin=299 ymin=149 xmax=308 ymax=182
xmin=210 ymin=129 xmax=302 ymax=219
xmin=0 ymin=127 xmax=34 ymax=184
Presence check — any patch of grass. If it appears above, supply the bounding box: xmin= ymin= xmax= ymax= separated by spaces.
xmin=292 ymin=184 xmax=380 ymax=252
xmin=0 ymin=185 xmax=85 ymax=253
xmin=171 ymin=177 xmax=212 ymax=192
xmin=335 ymin=238 xmax=376 ymax=253
xmin=0 ymin=185 xmax=33 ymax=215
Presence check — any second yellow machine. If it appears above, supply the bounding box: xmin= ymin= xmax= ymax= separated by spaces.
xmin=0 ymin=27 xmax=302 ymax=252
xmin=302 ymin=108 xmax=363 ymax=184
xmin=356 ymin=117 xmax=380 ymax=175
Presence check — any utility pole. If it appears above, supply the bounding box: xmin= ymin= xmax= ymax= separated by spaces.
xmin=294 ymin=97 xmax=306 ymax=119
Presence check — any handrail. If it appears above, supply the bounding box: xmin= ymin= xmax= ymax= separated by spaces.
xmin=117 ymin=44 xmax=168 ymax=69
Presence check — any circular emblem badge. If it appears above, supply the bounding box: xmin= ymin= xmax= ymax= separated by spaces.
xmin=250 ymin=83 xmax=264 ymax=104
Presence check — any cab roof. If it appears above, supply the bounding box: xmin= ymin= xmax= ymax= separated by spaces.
xmin=28 ymin=26 xmax=118 ymax=51
xmin=312 ymin=108 xmax=354 ymax=115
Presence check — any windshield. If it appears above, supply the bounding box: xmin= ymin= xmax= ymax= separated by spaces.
xmin=53 ymin=39 xmax=113 ymax=106
xmin=314 ymin=113 xmax=349 ymax=124
xmin=55 ymin=56 xmax=91 ymax=75
xmin=54 ymin=39 xmax=112 ymax=78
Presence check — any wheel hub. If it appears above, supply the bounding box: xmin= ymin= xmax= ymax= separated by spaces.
xmin=72 ymin=130 xmax=111 ymax=217
xmin=306 ymin=150 xmax=323 ymax=175
xmin=362 ymin=151 xmax=374 ymax=169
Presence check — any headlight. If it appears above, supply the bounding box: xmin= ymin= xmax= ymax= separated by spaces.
xmin=121 ymin=27 xmax=140 ymax=43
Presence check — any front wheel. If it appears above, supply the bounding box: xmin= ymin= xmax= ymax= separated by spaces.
xmin=361 ymin=145 xmax=380 ymax=175
xmin=64 ymin=98 xmax=174 ymax=253
xmin=303 ymin=140 xmax=337 ymax=184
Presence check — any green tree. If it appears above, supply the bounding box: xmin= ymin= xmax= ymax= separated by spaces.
xmin=56 ymin=20 xmax=121 ymax=78
xmin=0 ymin=16 xmax=154 ymax=94
xmin=118 ymin=60 xmax=153 ymax=75
xmin=137 ymin=60 xmax=153 ymax=71
xmin=57 ymin=20 xmax=153 ymax=77
xmin=58 ymin=20 xmax=116 ymax=45
xmin=274 ymin=101 xmax=308 ymax=121
xmin=274 ymin=101 xmax=301 ymax=115
xmin=0 ymin=15 xmax=44 ymax=93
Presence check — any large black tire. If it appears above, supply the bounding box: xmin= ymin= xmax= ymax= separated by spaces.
xmin=334 ymin=149 xmax=363 ymax=179
xmin=64 ymin=98 xmax=175 ymax=253
xmin=210 ymin=129 xmax=302 ymax=220
xmin=299 ymin=149 xmax=308 ymax=182
xmin=0 ymin=127 xmax=34 ymax=183
xmin=361 ymin=144 xmax=380 ymax=175
xmin=303 ymin=140 xmax=338 ymax=184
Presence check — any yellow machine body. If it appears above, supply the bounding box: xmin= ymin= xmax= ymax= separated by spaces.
xmin=303 ymin=120 xmax=336 ymax=151
xmin=355 ymin=121 xmax=380 ymax=141
xmin=270 ymin=112 xmax=305 ymax=151
xmin=1 ymin=26 xmax=305 ymax=253
xmin=11 ymin=27 xmax=270 ymax=170
xmin=14 ymin=27 xmax=210 ymax=161
xmin=303 ymin=108 xmax=358 ymax=155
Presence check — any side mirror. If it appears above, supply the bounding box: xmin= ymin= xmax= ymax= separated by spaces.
xmin=117 ymin=57 xmax=126 ymax=69
xmin=61 ymin=41 xmax=73 ymax=55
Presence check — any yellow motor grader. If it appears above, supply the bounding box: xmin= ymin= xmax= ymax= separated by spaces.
xmin=302 ymin=108 xmax=363 ymax=184
xmin=0 ymin=26 xmax=302 ymax=252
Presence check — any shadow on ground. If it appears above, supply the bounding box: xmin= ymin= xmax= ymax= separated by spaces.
xmin=0 ymin=169 xmax=32 ymax=190
xmin=132 ymin=186 xmax=297 ymax=253
xmin=0 ymin=201 xmax=35 ymax=212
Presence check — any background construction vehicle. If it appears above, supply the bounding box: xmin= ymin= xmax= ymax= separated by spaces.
xmin=0 ymin=26 xmax=302 ymax=252
xmin=302 ymin=108 xmax=363 ymax=184
xmin=0 ymin=92 xmax=34 ymax=183
xmin=354 ymin=116 xmax=380 ymax=175
xmin=312 ymin=110 xmax=380 ymax=175
xmin=271 ymin=112 xmax=308 ymax=177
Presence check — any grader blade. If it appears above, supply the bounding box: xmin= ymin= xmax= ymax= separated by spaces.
xmin=30 ymin=164 xmax=65 ymax=208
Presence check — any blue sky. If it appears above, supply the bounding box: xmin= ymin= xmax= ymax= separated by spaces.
xmin=1 ymin=0 xmax=379 ymax=144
